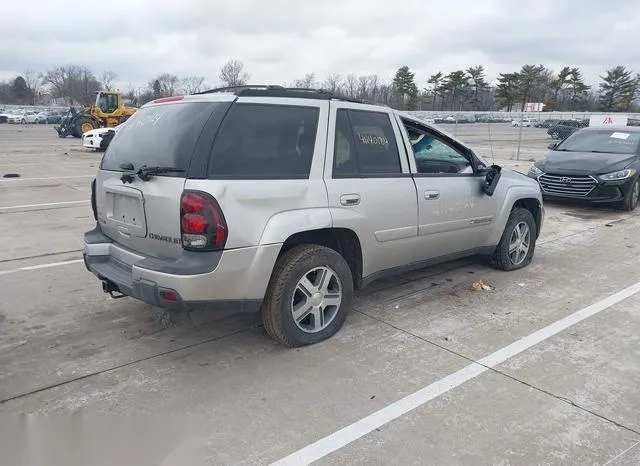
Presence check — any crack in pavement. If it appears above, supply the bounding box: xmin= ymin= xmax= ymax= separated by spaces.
xmin=354 ymin=309 xmax=640 ymax=438
xmin=0 ymin=325 xmax=258 ymax=405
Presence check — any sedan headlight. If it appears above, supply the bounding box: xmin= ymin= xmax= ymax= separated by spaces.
xmin=528 ymin=165 xmax=544 ymax=176
xmin=599 ymin=168 xmax=637 ymax=181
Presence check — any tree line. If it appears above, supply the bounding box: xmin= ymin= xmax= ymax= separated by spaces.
xmin=1 ymin=59 xmax=638 ymax=113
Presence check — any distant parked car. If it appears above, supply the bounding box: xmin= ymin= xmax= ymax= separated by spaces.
xmin=0 ymin=110 xmax=11 ymax=123
xmin=536 ymin=119 xmax=560 ymax=128
xmin=512 ymin=118 xmax=533 ymax=127
xmin=7 ymin=111 xmax=27 ymax=124
xmin=46 ymin=112 xmax=62 ymax=124
xmin=81 ymin=125 xmax=120 ymax=151
xmin=547 ymin=119 xmax=587 ymax=139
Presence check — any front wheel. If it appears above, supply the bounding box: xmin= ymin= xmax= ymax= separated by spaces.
xmin=621 ymin=178 xmax=639 ymax=212
xmin=492 ymin=207 xmax=537 ymax=271
xmin=262 ymin=244 xmax=354 ymax=347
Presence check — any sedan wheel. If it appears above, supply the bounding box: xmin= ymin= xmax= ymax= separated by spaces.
xmin=622 ymin=178 xmax=640 ymax=211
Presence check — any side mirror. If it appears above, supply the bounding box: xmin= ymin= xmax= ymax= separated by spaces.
xmin=483 ymin=165 xmax=502 ymax=196
xmin=547 ymin=142 xmax=558 ymax=150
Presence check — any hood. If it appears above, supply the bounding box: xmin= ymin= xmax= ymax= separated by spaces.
xmin=537 ymin=150 xmax=637 ymax=175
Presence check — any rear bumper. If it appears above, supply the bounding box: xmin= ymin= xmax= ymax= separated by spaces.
xmin=83 ymin=224 xmax=281 ymax=313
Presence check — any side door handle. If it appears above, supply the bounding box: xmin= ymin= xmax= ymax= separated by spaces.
xmin=424 ymin=190 xmax=440 ymax=200
xmin=340 ymin=194 xmax=361 ymax=206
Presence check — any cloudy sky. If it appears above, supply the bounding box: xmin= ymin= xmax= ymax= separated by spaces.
xmin=1 ymin=0 xmax=639 ymax=90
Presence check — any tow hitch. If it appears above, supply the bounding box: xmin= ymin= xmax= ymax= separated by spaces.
xmin=102 ymin=279 xmax=126 ymax=299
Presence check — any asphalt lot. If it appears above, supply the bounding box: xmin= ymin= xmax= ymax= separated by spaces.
xmin=1 ymin=123 xmax=639 ymax=466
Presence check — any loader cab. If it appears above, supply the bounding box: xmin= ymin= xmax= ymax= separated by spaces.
xmin=95 ymin=92 xmax=119 ymax=114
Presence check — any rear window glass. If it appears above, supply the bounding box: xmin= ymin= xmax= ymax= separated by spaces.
xmin=101 ymin=102 xmax=223 ymax=172
xmin=208 ymin=103 xmax=320 ymax=179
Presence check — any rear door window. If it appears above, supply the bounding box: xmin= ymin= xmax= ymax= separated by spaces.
xmin=332 ymin=108 xmax=402 ymax=177
xmin=101 ymin=101 xmax=226 ymax=173
xmin=208 ymin=103 xmax=320 ymax=179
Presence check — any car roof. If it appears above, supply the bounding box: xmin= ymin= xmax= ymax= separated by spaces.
xmin=142 ymin=85 xmax=380 ymax=108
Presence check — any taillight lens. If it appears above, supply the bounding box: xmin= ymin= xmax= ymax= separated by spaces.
xmin=180 ymin=191 xmax=227 ymax=251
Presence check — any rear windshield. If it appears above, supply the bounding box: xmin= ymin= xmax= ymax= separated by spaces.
xmin=101 ymin=101 xmax=224 ymax=172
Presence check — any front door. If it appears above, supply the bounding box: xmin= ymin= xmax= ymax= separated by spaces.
xmin=394 ymin=115 xmax=498 ymax=259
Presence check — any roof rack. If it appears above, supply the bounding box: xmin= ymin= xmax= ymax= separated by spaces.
xmin=194 ymin=84 xmax=364 ymax=103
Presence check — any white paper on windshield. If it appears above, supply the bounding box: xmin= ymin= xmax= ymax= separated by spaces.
xmin=610 ymin=132 xmax=630 ymax=140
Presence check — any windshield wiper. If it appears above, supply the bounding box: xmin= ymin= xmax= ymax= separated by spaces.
xmin=120 ymin=164 xmax=185 ymax=183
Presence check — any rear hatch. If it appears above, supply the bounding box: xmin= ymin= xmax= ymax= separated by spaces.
xmin=95 ymin=96 xmax=233 ymax=260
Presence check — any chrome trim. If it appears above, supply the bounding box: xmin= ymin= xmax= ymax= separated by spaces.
xmin=537 ymin=174 xmax=598 ymax=197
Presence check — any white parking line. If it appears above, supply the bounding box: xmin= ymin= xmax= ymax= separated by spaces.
xmin=271 ymin=281 xmax=640 ymax=466
xmin=0 ymin=259 xmax=83 ymax=276
xmin=0 ymin=175 xmax=94 ymax=182
xmin=0 ymin=200 xmax=89 ymax=211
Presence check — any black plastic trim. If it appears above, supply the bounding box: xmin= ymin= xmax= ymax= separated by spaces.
xmin=187 ymin=101 xmax=234 ymax=179
xmin=359 ymin=246 xmax=496 ymax=289
xmin=136 ymin=250 xmax=223 ymax=275
xmin=84 ymin=223 xmax=113 ymax=244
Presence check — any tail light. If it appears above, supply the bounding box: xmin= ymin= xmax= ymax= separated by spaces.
xmin=180 ymin=191 xmax=227 ymax=251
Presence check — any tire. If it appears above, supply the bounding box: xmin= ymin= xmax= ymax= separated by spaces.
xmin=621 ymin=177 xmax=640 ymax=212
xmin=74 ymin=116 xmax=97 ymax=137
xmin=262 ymin=244 xmax=354 ymax=347
xmin=492 ymin=207 xmax=537 ymax=271
xmin=551 ymin=131 xmax=560 ymax=139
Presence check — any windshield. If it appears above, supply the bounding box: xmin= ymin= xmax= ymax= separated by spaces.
xmin=101 ymin=101 xmax=228 ymax=173
xmin=556 ymin=130 xmax=640 ymax=155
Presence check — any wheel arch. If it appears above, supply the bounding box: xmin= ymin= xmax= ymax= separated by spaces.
xmin=278 ymin=228 xmax=363 ymax=289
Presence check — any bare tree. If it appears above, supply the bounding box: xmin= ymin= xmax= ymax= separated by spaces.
xmin=294 ymin=72 xmax=316 ymax=88
xmin=148 ymin=73 xmax=179 ymax=97
xmin=345 ymin=73 xmax=358 ymax=98
xmin=322 ymin=73 xmax=343 ymax=94
xmin=181 ymin=76 xmax=206 ymax=94
xmin=219 ymin=59 xmax=250 ymax=87
xmin=42 ymin=65 xmax=101 ymax=105
xmin=100 ymin=70 xmax=118 ymax=91
xmin=22 ymin=69 xmax=41 ymax=104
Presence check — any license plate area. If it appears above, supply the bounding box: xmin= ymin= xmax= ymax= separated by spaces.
xmin=105 ymin=187 xmax=147 ymax=237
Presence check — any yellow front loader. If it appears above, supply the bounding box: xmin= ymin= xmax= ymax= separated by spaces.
xmin=55 ymin=91 xmax=137 ymax=138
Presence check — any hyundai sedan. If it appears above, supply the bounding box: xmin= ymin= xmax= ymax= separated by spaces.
xmin=527 ymin=126 xmax=640 ymax=211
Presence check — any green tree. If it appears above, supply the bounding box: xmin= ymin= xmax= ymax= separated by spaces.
xmin=466 ymin=66 xmax=489 ymax=110
xmin=517 ymin=64 xmax=551 ymax=111
xmin=441 ymin=70 xmax=469 ymax=110
xmin=495 ymin=72 xmax=520 ymax=112
xmin=566 ymin=68 xmax=590 ymax=111
xmin=599 ymin=66 xmax=636 ymax=111
xmin=550 ymin=66 xmax=572 ymax=110
xmin=426 ymin=71 xmax=444 ymax=110
xmin=392 ymin=65 xmax=418 ymax=110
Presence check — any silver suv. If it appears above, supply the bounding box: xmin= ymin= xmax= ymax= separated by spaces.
xmin=84 ymin=86 xmax=544 ymax=347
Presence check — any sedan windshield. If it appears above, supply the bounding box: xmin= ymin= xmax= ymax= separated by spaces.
xmin=557 ymin=130 xmax=640 ymax=155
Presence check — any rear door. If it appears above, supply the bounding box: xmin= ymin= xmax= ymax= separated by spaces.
xmin=95 ymin=96 xmax=234 ymax=260
xmin=323 ymin=102 xmax=419 ymax=278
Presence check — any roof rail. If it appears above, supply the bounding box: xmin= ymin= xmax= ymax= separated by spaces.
xmin=194 ymin=84 xmax=364 ymax=103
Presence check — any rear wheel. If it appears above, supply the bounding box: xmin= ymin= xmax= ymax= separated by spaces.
xmin=262 ymin=244 xmax=353 ymax=347
xmin=621 ymin=178 xmax=640 ymax=212
xmin=492 ymin=207 xmax=537 ymax=271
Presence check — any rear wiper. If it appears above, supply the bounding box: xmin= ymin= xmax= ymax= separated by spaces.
xmin=120 ymin=164 xmax=185 ymax=183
